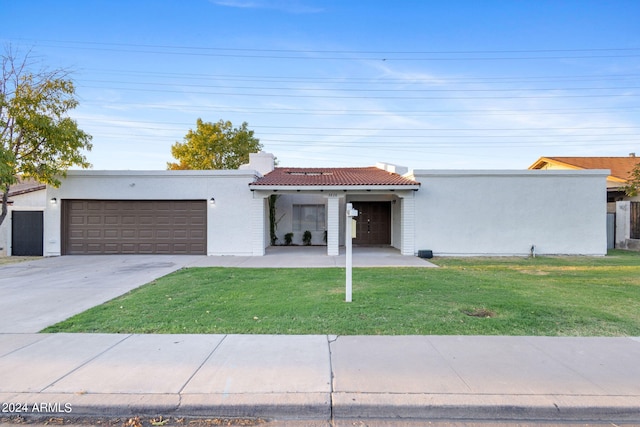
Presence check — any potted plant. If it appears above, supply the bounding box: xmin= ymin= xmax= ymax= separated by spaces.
xmin=302 ymin=230 xmax=312 ymax=246
xmin=284 ymin=232 xmax=294 ymax=246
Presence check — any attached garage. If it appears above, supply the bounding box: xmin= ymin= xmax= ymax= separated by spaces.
xmin=62 ymin=200 xmax=206 ymax=255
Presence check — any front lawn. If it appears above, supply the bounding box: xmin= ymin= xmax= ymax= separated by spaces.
xmin=43 ymin=250 xmax=640 ymax=336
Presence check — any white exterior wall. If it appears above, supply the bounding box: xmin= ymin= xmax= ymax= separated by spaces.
xmin=326 ymin=195 xmax=341 ymax=255
xmin=615 ymin=200 xmax=640 ymax=250
xmin=399 ymin=193 xmax=416 ymax=255
xmin=615 ymin=201 xmax=631 ymax=248
xmin=391 ymin=196 xmax=401 ymax=249
xmin=44 ymin=170 xmax=258 ymax=257
xmin=409 ymin=170 xmax=609 ymax=256
xmin=251 ymin=194 xmax=268 ymax=256
xmin=0 ymin=190 xmax=46 ymax=256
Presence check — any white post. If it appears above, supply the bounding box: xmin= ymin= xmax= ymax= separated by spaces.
xmin=345 ymin=203 xmax=358 ymax=302
xmin=326 ymin=195 xmax=340 ymax=256
xmin=251 ymin=194 xmax=268 ymax=256
xmin=616 ymin=201 xmax=631 ymax=249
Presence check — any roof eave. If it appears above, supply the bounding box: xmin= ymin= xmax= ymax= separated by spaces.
xmin=528 ymin=157 xmax=584 ymax=171
xmin=6 ymin=185 xmax=47 ymax=197
xmin=249 ymin=184 xmax=420 ymax=192
xmin=608 ymin=176 xmax=628 ymax=183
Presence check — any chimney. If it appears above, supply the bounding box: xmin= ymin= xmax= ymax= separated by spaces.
xmin=239 ymin=151 xmax=275 ymax=175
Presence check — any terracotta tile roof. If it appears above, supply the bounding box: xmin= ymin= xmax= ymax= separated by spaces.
xmin=250 ymin=167 xmax=420 ymax=187
xmin=530 ymin=156 xmax=640 ymax=181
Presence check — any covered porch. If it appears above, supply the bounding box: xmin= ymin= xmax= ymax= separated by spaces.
xmin=248 ymin=164 xmax=421 ymax=257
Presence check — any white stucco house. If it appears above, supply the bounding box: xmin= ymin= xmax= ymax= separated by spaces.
xmin=7 ymin=152 xmax=609 ymax=258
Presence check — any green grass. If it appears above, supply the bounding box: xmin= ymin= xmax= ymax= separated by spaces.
xmin=43 ymin=250 xmax=640 ymax=336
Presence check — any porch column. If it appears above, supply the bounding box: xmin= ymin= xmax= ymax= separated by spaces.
xmin=616 ymin=201 xmax=631 ymax=249
xmin=400 ymin=192 xmax=416 ymax=256
xmin=251 ymin=193 xmax=269 ymax=256
xmin=326 ymin=194 xmax=341 ymax=256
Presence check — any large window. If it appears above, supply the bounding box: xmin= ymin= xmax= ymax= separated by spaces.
xmin=293 ymin=204 xmax=326 ymax=231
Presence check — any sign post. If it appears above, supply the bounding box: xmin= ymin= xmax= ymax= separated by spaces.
xmin=345 ymin=203 xmax=358 ymax=302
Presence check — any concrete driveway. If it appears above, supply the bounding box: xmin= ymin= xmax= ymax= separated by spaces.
xmin=0 ymin=255 xmax=201 ymax=333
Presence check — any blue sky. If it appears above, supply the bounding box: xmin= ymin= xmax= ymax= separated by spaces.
xmin=2 ymin=0 xmax=639 ymax=170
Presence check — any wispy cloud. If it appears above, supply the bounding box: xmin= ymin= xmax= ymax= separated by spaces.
xmin=210 ymin=0 xmax=323 ymax=14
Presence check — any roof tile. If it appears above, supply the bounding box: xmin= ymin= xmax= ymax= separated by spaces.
xmin=535 ymin=157 xmax=640 ymax=181
xmin=250 ymin=167 xmax=419 ymax=187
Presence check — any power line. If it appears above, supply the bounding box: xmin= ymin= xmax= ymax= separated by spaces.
xmin=23 ymin=38 xmax=640 ymax=54
xmin=78 ymin=119 xmax=640 ymax=132
xmin=81 ymin=131 xmax=640 ymax=148
xmin=79 ymin=79 xmax=640 ymax=93
xmin=78 ymin=85 xmax=638 ymax=100
xmin=76 ymin=102 xmax=640 ymax=115
xmin=79 ymin=68 xmax=640 ymax=85
xmin=13 ymin=38 xmax=640 ymax=60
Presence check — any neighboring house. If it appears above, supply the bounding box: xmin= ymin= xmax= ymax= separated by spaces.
xmin=36 ymin=152 xmax=608 ymax=258
xmin=0 ymin=178 xmax=46 ymax=256
xmin=528 ymin=155 xmax=640 ymax=203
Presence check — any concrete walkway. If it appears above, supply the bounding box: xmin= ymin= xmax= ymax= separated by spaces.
xmin=191 ymin=246 xmax=438 ymax=268
xmin=0 ymin=333 xmax=639 ymax=423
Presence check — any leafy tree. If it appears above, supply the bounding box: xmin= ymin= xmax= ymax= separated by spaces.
xmin=168 ymin=119 xmax=262 ymax=170
xmin=624 ymin=162 xmax=640 ymax=197
xmin=0 ymin=47 xmax=92 ymax=226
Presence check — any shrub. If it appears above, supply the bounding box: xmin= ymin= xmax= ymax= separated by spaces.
xmin=303 ymin=230 xmax=312 ymax=246
xmin=284 ymin=233 xmax=293 ymax=246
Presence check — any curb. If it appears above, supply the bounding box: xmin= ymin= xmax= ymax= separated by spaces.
xmin=332 ymin=393 xmax=640 ymax=422
xmin=0 ymin=392 xmax=331 ymax=421
xmin=2 ymin=392 xmax=640 ymax=423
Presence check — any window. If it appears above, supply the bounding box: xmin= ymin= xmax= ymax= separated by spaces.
xmin=293 ymin=204 xmax=326 ymax=231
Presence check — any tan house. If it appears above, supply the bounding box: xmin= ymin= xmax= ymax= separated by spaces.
xmin=528 ymin=155 xmax=640 ymax=203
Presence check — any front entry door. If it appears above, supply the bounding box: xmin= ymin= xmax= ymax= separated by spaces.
xmin=351 ymin=202 xmax=391 ymax=245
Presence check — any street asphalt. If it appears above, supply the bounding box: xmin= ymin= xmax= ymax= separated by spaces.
xmin=0 ymin=249 xmax=638 ymax=424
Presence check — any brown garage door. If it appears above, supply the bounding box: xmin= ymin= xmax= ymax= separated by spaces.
xmin=62 ymin=200 xmax=207 ymax=255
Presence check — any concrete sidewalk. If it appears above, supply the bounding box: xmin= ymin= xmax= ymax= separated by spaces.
xmin=1 ymin=333 xmax=639 ymax=424
xmin=190 ymin=246 xmax=437 ymax=268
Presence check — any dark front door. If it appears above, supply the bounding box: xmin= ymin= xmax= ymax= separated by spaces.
xmin=12 ymin=211 xmax=43 ymax=256
xmin=351 ymin=202 xmax=391 ymax=245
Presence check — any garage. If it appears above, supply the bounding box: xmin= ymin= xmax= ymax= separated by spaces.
xmin=62 ymin=200 xmax=207 ymax=255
